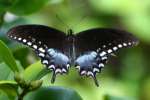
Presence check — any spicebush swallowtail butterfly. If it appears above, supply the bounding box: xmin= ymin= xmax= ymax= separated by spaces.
xmin=7 ymin=25 xmax=139 ymax=87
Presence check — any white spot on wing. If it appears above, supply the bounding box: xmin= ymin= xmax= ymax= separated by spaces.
xmin=107 ymin=49 xmax=112 ymax=53
xmin=93 ymin=68 xmax=99 ymax=73
xmin=33 ymin=45 xmax=38 ymax=49
xmin=123 ymin=43 xmax=127 ymax=46
xmin=98 ymin=63 xmax=104 ymax=68
xmin=23 ymin=39 xmax=27 ymax=43
xmin=113 ymin=47 xmax=118 ymax=51
xmin=100 ymin=51 xmax=106 ymax=57
xmin=80 ymin=70 xmax=86 ymax=75
xmin=128 ymin=42 xmax=131 ymax=45
xmin=42 ymin=60 xmax=48 ymax=64
xmin=18 ymin=37 xmax=22 ymax=41
xmin=39 ymin=47 xmax=45 ymax=52
xmin=48 ymin=65 xmax=55 ymax=69
xmin=67 ymin=64 xmax=70 ymax=69
xmin=14 ymin=36 xmax=17 ymax=39
xmin=27 ymin=42 xmax=32 ymax=46
xmin=102 ymin=56 xmax=107 ymax=60
xmin=87 ymin=71 xmax=94 ymax=76
xmin=62 ymin=68 xmax=67 ymax=73
xmin=75 ymin=66 xmax=80 ymax=70
xmin=38 ymin=53 xmax=45 ymax=57
xmin=55 ymin=69 xmax=62 ymax=74
xmin=118 ymin=44 xmax=122 ymax=48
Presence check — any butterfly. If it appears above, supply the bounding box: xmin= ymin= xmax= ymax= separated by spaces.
xmin=7 ymin=24 xmax=139 ymax=87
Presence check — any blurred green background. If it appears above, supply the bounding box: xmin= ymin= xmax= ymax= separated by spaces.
xmin=0 ymin=0 xmax=150 ymax=100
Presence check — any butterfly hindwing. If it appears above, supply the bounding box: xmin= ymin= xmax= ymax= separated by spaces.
xmin=75 ymin=28 xmax=139 ymax=86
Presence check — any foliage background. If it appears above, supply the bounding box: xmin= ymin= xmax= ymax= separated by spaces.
xmin=0 ymin=0 xmax=150 ymax=100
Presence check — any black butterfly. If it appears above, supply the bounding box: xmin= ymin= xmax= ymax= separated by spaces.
xmin=7 ymin=24 xmax=139 ymax=86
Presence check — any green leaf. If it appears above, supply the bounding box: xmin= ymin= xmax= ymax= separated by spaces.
xmin=13 ymin=47 xmax=30 ymax=69
xmin=0 ymin=12 xmax=5 ymax=27
xmin=23 ymin=61 xmax=49 ymax=81
xmin=0 ymin=81 xmax=18 ymax=99
xmin=0 ymin=0 xmax=16 ymax=13
xmin=0 ymin=62 xmax=14 ymax=80
xmin=103 ymin=94 xmax=133 ymax=100
xmin=8 ymin=0 xmax=50 ymax=15
xmin=0 ymin=40 xmax=19 ymax=72
xmin=0 ymin=93 xmax=10 ymax=100
xmin=121 ymin=50 xmax=145 ymax=81
xmin=142 ymin=78 xmax=150 ymax=100
xmin=0 ymin=61 xmax=24 ymax=81
xmin=25 ymin=87 xmax=82 ymax=100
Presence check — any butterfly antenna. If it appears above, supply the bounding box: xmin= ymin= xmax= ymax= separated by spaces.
xmin=56 ymin=14 xmax=71 ymax=30
xmin=71 ymin=15 xmax=87 ymax=30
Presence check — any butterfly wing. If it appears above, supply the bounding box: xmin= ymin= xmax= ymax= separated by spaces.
xmin=75 ymin=28 xmax=139 ymax=86
xmin=7 ymin=25 xmax=70 ymax=83
xmin=75 ymin=28 xmax=138 ymax=53
xmin=7 ymin=25 xmax=67 ymax=51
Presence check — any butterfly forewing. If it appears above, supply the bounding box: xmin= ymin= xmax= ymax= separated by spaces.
xmin=76 ymin=28 xmax=139 ymax=53
xmin=7 ymin=25 xmax=67 ymax=51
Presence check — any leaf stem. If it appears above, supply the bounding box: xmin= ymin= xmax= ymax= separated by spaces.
xmin=18 ymin=89 xmax=28 ymax=100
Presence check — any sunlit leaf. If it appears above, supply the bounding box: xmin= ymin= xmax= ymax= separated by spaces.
xmin=0 ymin=81 xmax=18 ymax=99
xmin=0 ymin=93 xmax=9 ymax=100
xmin=123 ymin=14 xmax=150 ymax=43
xmin=0 ymin=61 xmax=23 ymax=80
xmin=23 ymin=61 xmax=49 ymax=81
xmin=0 ymin=40 xmax=19 ymax=72
xmin=104 ymin=94 xmax=132 ymax=100
xmin=142 ymin=78 xmax=150 ymax=100
xmin=0 ymin=62 xmax=14 ymax=80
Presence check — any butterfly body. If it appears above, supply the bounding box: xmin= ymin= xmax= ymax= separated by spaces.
xmin=7 ymin=24 xmax=139 ymax=86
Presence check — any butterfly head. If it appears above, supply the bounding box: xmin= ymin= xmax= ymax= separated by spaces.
xmin=67 ymin=29 xmax=73 ymax=36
